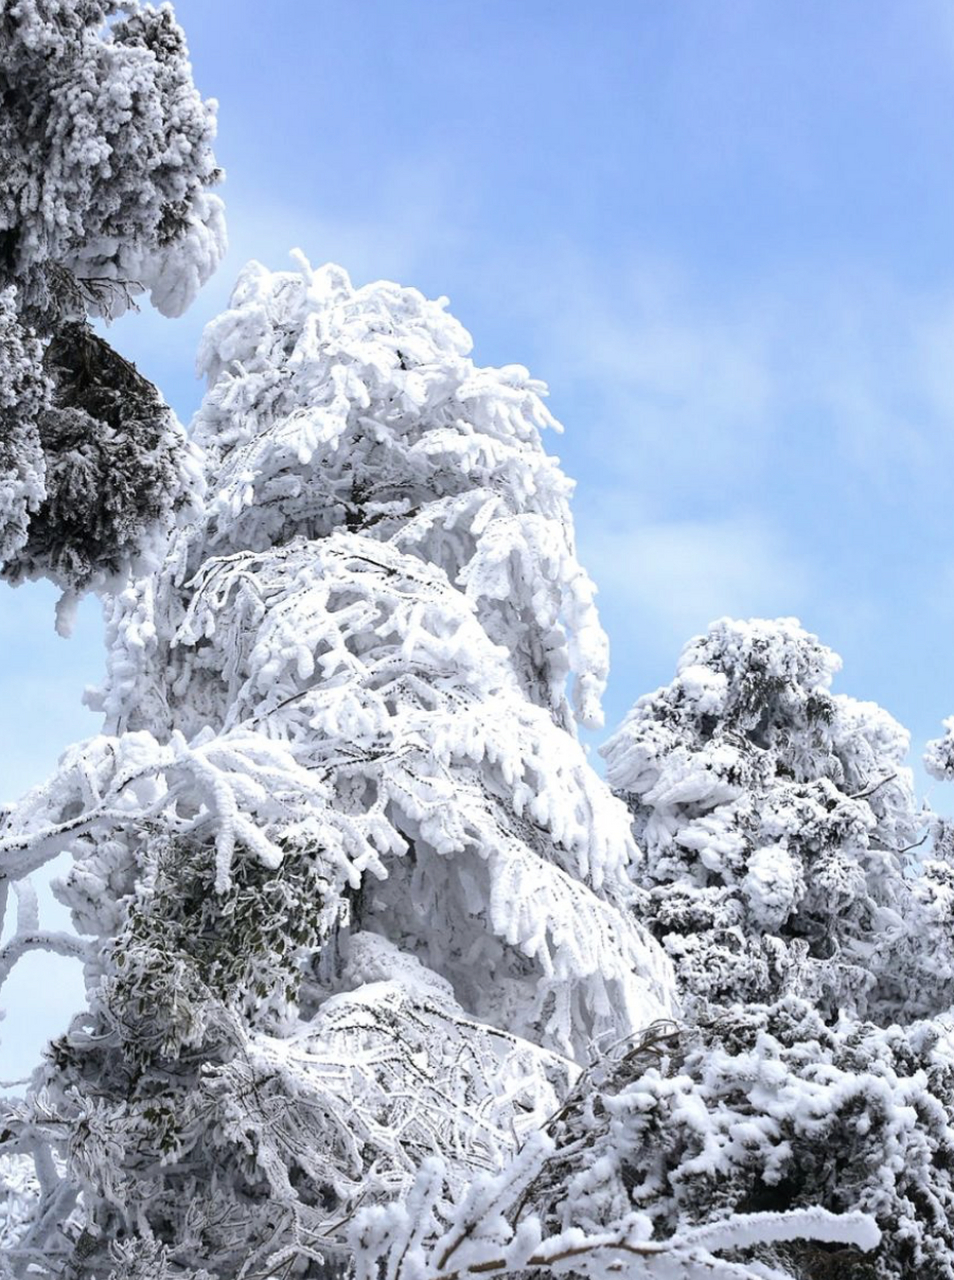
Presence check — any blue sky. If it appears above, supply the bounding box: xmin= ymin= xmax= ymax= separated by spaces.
xmin=5 ymin=0 xmax=954 ymax=1073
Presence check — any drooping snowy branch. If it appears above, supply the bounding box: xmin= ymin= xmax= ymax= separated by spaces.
xmin=351 ymin=1129 xmax=880 ymax=1280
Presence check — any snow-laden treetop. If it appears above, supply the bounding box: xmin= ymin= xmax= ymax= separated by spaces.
xmin=603 ymin=616 xmax=927 ymax=1018
xmin=196 ymin=255 xmax=608 ymax=729
xmin=103 ymin=254 xmax=609 ymax=733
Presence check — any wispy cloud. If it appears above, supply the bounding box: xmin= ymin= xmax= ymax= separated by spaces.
xmin=475 ymin=245 xmax=954 ymax=507
xmin=539 ymin=257 xmax=779 ymax=507
xmin=581 ymin=512 xmax=809 ymax=660
xmin=475 ymin=245 xmax=954 ymax=735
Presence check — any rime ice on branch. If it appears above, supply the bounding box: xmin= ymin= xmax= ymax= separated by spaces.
xmin=0 ymin=257 xmax=673 ymax=1276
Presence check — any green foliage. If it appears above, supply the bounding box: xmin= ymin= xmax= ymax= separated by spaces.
xmin=110 ymin=833 xmax=333 ymax=1054
xmin=2 ymin=325 xmax=189 ymax=592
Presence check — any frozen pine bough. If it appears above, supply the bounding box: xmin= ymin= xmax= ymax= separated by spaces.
xmin=360 ymin=1002 xmax=947 ymax=1280
xmin=0 ymin=0 xmax=224 ymax=330
xmin=0 ymin=0 xmax=223 ymax=612
xmin=0 ymin=257 xmax=687 ymax=1277
xmin=351 ymin=1015 xmax=889 ymax=1280
xmin=0 ymin=288 xmax=47 ymax=566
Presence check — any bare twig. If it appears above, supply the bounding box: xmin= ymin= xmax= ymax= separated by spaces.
xmin=849 ymin=774 xmax=896 ymax=801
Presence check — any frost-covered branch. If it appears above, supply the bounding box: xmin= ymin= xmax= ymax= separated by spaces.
xmin=351 ymin=1149 xmax=880 ymax=1280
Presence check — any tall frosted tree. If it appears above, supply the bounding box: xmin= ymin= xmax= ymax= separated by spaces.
xmin=0 ymin=257 xmax=675 ymax=1278
xmin=0 ymin=0 xmax=224 ymax=619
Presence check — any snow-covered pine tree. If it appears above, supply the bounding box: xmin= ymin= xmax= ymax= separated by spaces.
xmin=0 ymin=256 xmax=674 ymax=1278
xmin=601 ymin=616 xmax=928 ymax=1020
xmin=0 ymin=0 xmax=224 ymax=615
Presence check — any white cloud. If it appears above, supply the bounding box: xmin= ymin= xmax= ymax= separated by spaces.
xmin=478 ymin=245 xmax=954 ymax=513
xmin=468 ymin=251 xmax=781 ymax=512
xmin=580 ymin=513 xmax=810 ymax=662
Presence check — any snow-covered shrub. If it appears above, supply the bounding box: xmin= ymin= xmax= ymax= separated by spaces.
xmin=535 ymin=1000 xmax=954 ymax=1280
xmin=351 ymin=1014 xmax=887 ymax=1280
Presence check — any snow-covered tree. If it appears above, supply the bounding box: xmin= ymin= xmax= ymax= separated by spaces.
xmin=601 ymin=617 xmax=928 ymax=1020
xmin=0 ymin=257 xmax=675 ymax=1277
xmin=0 ymin=0 xmax=223 ymax=610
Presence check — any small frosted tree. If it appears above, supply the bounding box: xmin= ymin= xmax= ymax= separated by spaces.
xmin=0 ymin=257 xmax=674 ymax=1277
xmin=0 ymin=0 xmax=224 ymax=615
xmin=601 ymin=617 xmax=928 ymax=1019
